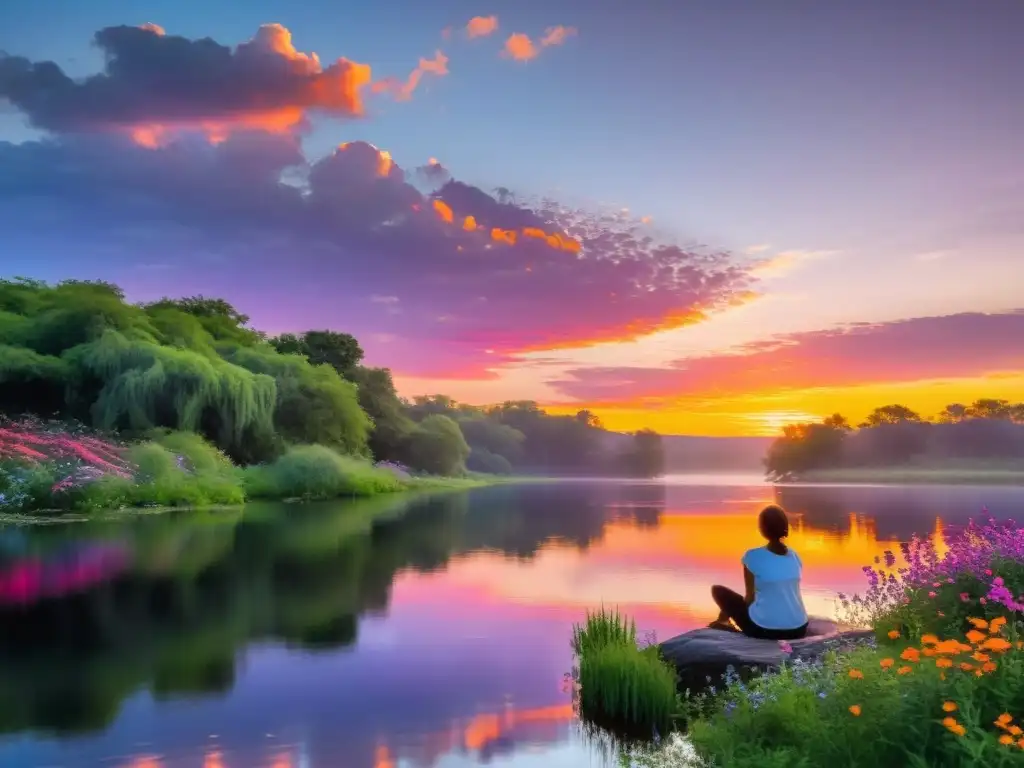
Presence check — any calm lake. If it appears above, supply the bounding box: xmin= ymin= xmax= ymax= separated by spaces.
xmin=1 ymin=476 xmax=1022 ymax=767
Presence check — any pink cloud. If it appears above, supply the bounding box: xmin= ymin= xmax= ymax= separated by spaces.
xmin=550 ymin=310 xmax=1024 ymax=401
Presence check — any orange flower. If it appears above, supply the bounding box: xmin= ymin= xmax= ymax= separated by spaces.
xmin=940 ymin=671 xmax=947 ymax=680
xmin=990 ymin=616 xmax=1007 ymax=633
xmin=1016 ymin=641 xmax=1024 ymax=650
xmin=942 ymin=717 xmax=966 ymax=737
xmin=966 ymin=629 xmax=987 ymax=644
xmin=901 ymin=647 xmax=921 ymax=662
xmin=996 ymin=713 xmax=1013 ymax=728
xmin=982 ymin=637 xmax=1012 ymax=652
xmin=898 ymin=666 xmax=912 ymax=675
xmin=968 ymin=617 xmax=989 ymax=630
xmin=960 ymin=662 xmax=975 ymax=671
xmin=972 ymin=651 xmax=991 ymax=662
xmin=880 ymin=658 xmax=894 ymax=669
xmin=921 ymin=634 xmax=939 ymax=645
xmin=983 ymin=661 xmax=998 ymax=673
xmin=848 ymin=669 xmax=864 ymax=679
xmin=942 ymin=701 xmax=958 ymax=712
xmin=1000 ymin=734 xmax=1014 ymax=746
xmin=922 ymin=647 xmax=937 ymax=657
xmin=887 ymin=630 xmax=900 ymax=640
xmin=849 ymin=705 xmax=861 ymax=716
xmin=935 ymin=658 xmax=953 ymax=668
xmin=1010 ymin=725 xmax=1024 ymax=737
xmin=934 ymin=639 xmax=972 ymax=655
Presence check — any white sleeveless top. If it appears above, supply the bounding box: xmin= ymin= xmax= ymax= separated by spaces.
xmin=742 ymin=546 xmax=808 ymax=630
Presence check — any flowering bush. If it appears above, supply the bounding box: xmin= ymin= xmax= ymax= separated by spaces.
xmin=683 ymin=619 xmax=1024 ymax=766
xmin=840 ymin=514 xmax=1024 ymax=640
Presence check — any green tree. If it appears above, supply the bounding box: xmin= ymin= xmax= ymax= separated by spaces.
xmin=349 ymin=366 xmax=415 ymax=461
xmin=402 ymin=414 xmax=470 ymax=475
xmin=860 ymin=404 xmax=922 ymax=428
xmin=619 ymin=429 xmax=665 ymax=477
xmin=271 ymin=330 xmax=364 ymax=380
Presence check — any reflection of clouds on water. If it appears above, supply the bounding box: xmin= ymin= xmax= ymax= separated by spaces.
xmin=4 ymin=481 xmax=1024 ymax=768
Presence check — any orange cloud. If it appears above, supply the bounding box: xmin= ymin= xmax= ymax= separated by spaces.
xmin=502 ymin=25 xmax=576 ymax=61
xmin=466 ymin=15 xmax=499 ymax=38
xmin=1 ymin=23 xmax=373 ymax=147
xmin=373 ymin=50 xmax=449 ymax=101
xmin=432 ymin=198 xmax=454 ymax=224
xmin=540 ymin=26 xmax=577 ymax=47
xmin=503 ymin=33 xmax=538 ymax=61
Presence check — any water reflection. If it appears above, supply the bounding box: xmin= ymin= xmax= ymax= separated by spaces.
xmin=0 ymin=478 xmax=1016 ymax=767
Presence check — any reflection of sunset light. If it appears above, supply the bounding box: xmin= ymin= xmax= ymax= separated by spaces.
xmin=122 ymin=757 xmax=163 ymax=768
xmin=373 ymin=744 xmax=395 ymax=768
xmin=395 ymin=508 xmax=947 ymax=627
xmin=203 ymin=750 xmax=225 ymax=768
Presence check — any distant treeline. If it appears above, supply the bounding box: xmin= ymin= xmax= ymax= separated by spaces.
xmin=0 ymin=278 xmax=664 ymax=478
xmin=765 ymin=400 xmax=1024 ymax=479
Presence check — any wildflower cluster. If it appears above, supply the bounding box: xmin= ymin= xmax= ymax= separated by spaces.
xmin=842 ymin=514 xmax=1024 ymax=638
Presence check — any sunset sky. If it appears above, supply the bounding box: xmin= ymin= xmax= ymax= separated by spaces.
xmin=2 ymin=0 xmax=1022 ymax=436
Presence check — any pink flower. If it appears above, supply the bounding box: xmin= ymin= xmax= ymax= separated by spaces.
xmin=980 ymin=597 xmax=988 ymax=605
xmin=932 ymin=582 xmax=941 ymax=588
xmin=928 ymin=591 xmax=937 ymax=598
xmin=985 ymin=569 xmax=993 ymax=576
xmin=960 ymin=592 xmax=970 ymax=602
xmin=946 ymin=578 xmax=954 ymax=584
xmin=778 ymin=641 xmax=793 ymax=654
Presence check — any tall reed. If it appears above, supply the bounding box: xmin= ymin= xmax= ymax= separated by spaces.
xmin=572 ymin=606 xmax=679 ymax=735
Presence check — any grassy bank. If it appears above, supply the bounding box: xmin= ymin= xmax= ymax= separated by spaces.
xmin=0 ymin=428 xmax=507 ymax=515
xmin=574 ymin=517 xmax=1024 ymax=767
xmin=790 ymin=463 xmax=1024 ymax=486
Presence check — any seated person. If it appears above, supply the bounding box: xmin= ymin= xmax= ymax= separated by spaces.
xmin=709 ymin=504 xmax=809 ymax=640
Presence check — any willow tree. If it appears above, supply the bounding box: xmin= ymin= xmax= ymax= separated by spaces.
xmin=226 ymin=345 xmax=371 ymax=457
xmin=64 ymin=330 xmax=277 ymax=455
xmin=0 ymin=344 xmax=69 ymax=417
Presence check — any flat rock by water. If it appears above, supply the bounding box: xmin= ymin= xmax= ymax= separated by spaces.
xmin=659 ymin=617 xmax=875 ymax=693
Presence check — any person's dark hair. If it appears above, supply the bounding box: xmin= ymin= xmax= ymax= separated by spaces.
xmin=758 ymin=505 xmax=790 ymax=542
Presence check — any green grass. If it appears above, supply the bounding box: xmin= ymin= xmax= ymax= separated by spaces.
xmin=2 ymin=432 xmax=517 ymax=515
xmin=795 ymin=462 xmax=1024 ymax=486
xmin=572 ymin=607 xmax=679 ymax=735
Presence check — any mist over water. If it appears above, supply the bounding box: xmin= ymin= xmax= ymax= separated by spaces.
xmin=0 ymin=477 xmax=1019 ymax=767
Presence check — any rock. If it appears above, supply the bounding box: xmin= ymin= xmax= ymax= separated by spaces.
xmin=658 ymin=617 xmax=875 ymax=693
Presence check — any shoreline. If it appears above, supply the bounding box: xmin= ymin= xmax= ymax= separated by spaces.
xmin=0 ymin=473 xmax=531 ymax=523
xmin=781 ymin=466 xmax=1024 ymax=486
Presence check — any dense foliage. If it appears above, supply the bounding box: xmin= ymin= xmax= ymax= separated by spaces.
xmin=765 ymin=401 xmax=1024 ymax=479
xmin=0 ymin=278 xmax=665 ymax=480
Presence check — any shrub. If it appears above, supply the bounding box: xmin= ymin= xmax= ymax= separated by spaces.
xmin=572 ymin=607 xmax=678 ymax=735
xmin=243 ymin=444 xmax=404 ymax=500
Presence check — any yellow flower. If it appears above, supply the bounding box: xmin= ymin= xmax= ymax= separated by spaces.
xmin=849 ymin=704 xmax=861 ymax=716
xmin=879 ymin=658 xmax=894 ymax=669
xmin=966 ymin=629 xmax=987 ymax=644
xmin=968 ymin=617 xmax=989 ymax=630
xmin=887 ymin=630 xmax=900 ymax=640
xmin=848 ymin=669 xmax=864 ymax=679
xmin=942 ymin=701 xmax=957 ymax=712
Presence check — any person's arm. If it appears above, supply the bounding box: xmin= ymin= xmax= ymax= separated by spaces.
xmin=743 ymin=565 xmax=756 ymax=605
